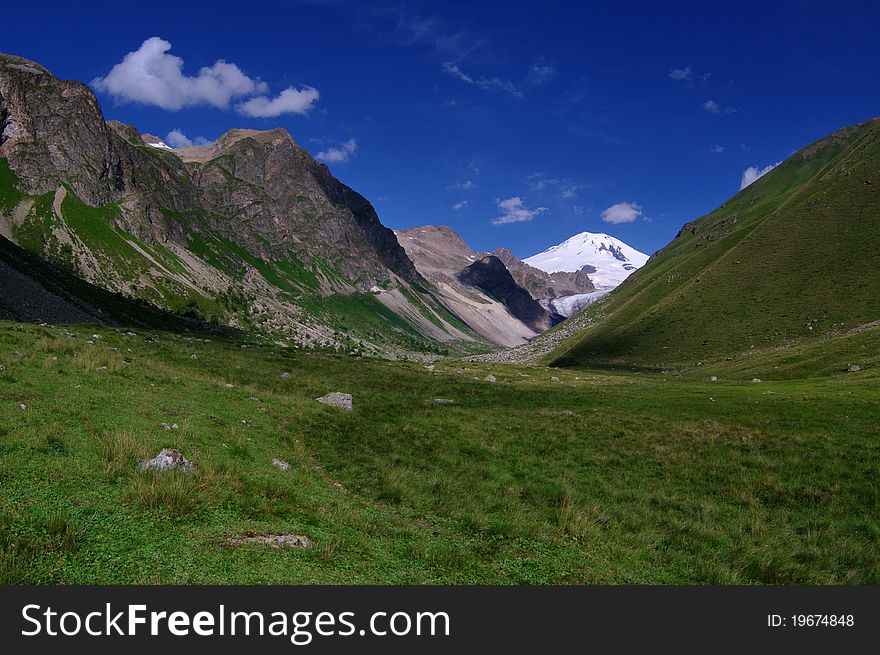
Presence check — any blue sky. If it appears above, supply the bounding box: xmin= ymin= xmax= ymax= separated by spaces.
xmin=4 ymin=0 xmax=878 ymax=257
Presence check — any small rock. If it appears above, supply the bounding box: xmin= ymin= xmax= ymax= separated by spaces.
xmin=0 ymin=365 xmax=4 ymax=372
xmin=241 ymin=419 xmax=251 ymax=427
xmin=426 ymin=398 xmax=456 ymax=405
xmin=97 ymin=366 xmax=107 ymax=370
xmin=280 ymin=372 xmax=291 ymax=379
xmin=138 ymin=448 xmax=193 ymax=473
xmin=847 ymin=364 xmax=861 ymax=372
xmin=332 ymin=481 xmax=345 ymax=491
xmin=551 ymin=376 xmax=560 ymax=382
xmin=224 ymin=383 xmax=234 ymax=388
xmin=709 ymin=376 xmax=718 ymax=382
xmin=224 ymin=534 xmax=311 ymax=549
xmin=19 ymin=403 xmax=27 ymax=412
xmin=171 ymin=423 xmax=179 ymax=430
xmin=91 ymin=334 xmax=101 ymax=339
xmin=484 ymin=374 xmax=497 ymax=383
xmin=190 ymin=354 xmax=198 ymax=360
xmin=272 ymin=458 xmax=290 ymax=471
xmin=316 ymin=392 xmax=352 ymax=411
xmin=160 ymin=423 xmax=171 ymax=431
xmin=125 ymin=332 xmax=136 ymax=337
xmin=752 ymin=378 xmax=762 ymax=383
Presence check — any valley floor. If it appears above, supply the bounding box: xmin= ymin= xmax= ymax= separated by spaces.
xmin=0 ymin=320 xmax=878 ymax=584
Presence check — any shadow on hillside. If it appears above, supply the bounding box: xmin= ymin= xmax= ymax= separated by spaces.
xmin=0 ymin=234 xmax=238 ymax=337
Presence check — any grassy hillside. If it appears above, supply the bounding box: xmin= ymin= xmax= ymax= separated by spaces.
xmin=549 ymin=118 xmax=879 ymax=368
xmin=1 ymin=320 xmax=878 ymax=584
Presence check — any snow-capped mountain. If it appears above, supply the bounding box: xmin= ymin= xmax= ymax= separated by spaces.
xmin=524 ymin=232 xmax=650 ymax=316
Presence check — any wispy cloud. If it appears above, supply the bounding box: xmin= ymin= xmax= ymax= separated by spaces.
xmin=710 ymin=145 xmax=725 ymax=154
xmin=526 ymin=58 xmax=557 ymax=86
xmin=316 ymin=138 xmax=358 ymax=163
xmin=164 ymin=129 xmax=213 ymax=148
xmin=442 ymin=62 xmax=522 ymax=97
xmin=92 ymin=37 xmax=319 ymax=118
xmin=528 ymin=173 xmax=580 ymax=199
xmin=357 ymin=5 xmax=485 ymax=62
xmin=601 ymin=201 xmax=642 ymax=224
xmin=669 ymin=66 xmax=710 ymax=83
xmin=702 ymin=99 xmax=736 ymax=115
xmin=492 ymin=196 xmax=548 ymax=225
xmin=452 ymin=200 xmax=469 ymax=210
xmin=740 ymin=162 xmax=780 ymax=189
xmin=669 ymin=66 xmax=694 ymax=81
xmin=445 ymin=179 xmax=476 ymax=191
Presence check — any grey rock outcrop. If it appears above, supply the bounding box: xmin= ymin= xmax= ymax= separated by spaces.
xmin=138 ymin=448 xmax=194 ymax=473
xmin=316 ymin=392 xmax=352 ymax=411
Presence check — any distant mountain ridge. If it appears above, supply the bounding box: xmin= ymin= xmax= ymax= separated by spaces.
xmin=523 ymin=231 xmax=649 ymax=315
xmin=394 ymin=225 xmax=553 ymax=346
xmin=524 ymin=231 xmax=650 ymax=288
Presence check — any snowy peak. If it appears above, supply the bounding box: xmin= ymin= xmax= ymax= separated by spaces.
xmin=524 ymin=231 xmax=649 ymax=292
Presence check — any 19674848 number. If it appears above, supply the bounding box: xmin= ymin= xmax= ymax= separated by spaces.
xmin=768 ymin=614 xmax=854 ymax=628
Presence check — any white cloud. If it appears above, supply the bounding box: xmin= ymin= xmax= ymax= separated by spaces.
xmin=492 ymin=196 xmax=548 ymax=225
xmin=710 ymin=145 xmax=725 ymax=154
xmin=441 ymin=62 xmax=522 ymax=97
xmin=316 ymin=138 xmax=357 ymax=163
xmin=703 ymin=99 xmax=736 ymax=115
xmin=601 ymin=201 xmax=642 ymax=224
xmin=740 ymin=162 xmax=780 ymax=190
xmin=445 ymin=180 xmax=476 ymax=191
xmin=91 ymin=37 xmax=268 ymax=110
xmin=165 ymin=129 xmax=213 ymax=148
xmin=235 ymin=85 xmax=320 ymax=117
xmin=452 ymin=200 xmax=469 ymax=210
xmin=669 ymin=66 xmax=693 ymax=81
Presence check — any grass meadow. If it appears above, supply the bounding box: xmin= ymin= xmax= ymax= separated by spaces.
xmin=0 ymin=321 xmax=877 ymax=584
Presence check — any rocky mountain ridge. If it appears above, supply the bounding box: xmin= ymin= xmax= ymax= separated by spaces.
xmin=0 ymin=52 xmax=485 ymax=356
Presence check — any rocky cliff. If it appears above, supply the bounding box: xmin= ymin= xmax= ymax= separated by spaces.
xmin=0 ymin=52 xmax=480 ymax=356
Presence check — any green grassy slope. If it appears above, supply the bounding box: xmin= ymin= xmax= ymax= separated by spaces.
xmin=1 ymin=320 xmax=878 ymax=584
xmin=550 ymin=118 xmax=879 ymax=368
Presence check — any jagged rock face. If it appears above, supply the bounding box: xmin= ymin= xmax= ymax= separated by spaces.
xmin=183 ymin=129 xmax=418 ymax=286
xmin=0 ymin=54 xmax=193 ymax=246
xmin=458 ymin=255 xmax=554 ymax=332
xmin=0 ymin=52 xmax=419 ymax=292
xmin=491 ymin=247 xmax=594 ymax=300
xmin=394 ymin=225 xmax=480 ymax=275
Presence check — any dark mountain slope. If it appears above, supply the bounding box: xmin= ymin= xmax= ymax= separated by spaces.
xmin=0 ymin=233 xmax=207 ymax=330
xmin=458 ymin=255 xmax=555 ymax=332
